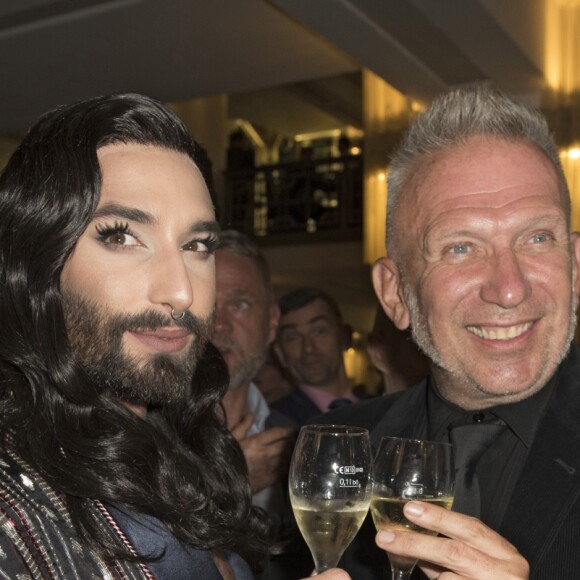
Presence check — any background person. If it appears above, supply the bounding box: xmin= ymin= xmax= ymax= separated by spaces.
xmin=213 ymin=230 xmax=295 ymax=512
xmin=212 ymin=230 xmax=312 ymax=579
xmin=272 ymin=287 xmax=362 ymax=425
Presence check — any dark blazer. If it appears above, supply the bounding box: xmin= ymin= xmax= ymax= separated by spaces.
xmin=271 ymin=388 xmax=325 ymax=426
xmin=318 ymin=344 xmax=580 ymax=579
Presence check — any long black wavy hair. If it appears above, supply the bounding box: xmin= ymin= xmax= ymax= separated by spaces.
xmin=0 ymin=93 xmax=270 ymax=567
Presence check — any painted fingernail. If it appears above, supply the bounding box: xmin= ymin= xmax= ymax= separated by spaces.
xmin=404 ymin=501 xmax=424 ymax=516
xmin=377 ymin=531 xmax=395 ymax=543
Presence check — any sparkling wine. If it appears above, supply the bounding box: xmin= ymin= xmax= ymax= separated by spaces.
xmin=371 ymin=496 xmax=454 ymax=535
xmin=293 ymin=499 xmax=369 ymax=569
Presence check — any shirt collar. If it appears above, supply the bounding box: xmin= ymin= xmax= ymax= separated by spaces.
xmin=245 ymin=382 xmax=270 ymax=435
xmin=428 ymin=372 xmax=558 ymax=448
xmin=298 ymin=383 xmax=358 ymax=413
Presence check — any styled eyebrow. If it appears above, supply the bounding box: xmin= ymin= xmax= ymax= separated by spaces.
xmin=92 ymin=203 xmax=154 ymax=224
xmin=188 ymin=220 xmax=221 ymax=236
xmin=91 ymin=202 xmax=221 ymax=237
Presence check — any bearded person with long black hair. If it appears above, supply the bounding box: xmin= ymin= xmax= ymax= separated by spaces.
xmin=0 ymin=93 xmax=274 ymax=579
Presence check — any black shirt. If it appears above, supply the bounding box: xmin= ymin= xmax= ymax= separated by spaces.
xmin=427 ymin=374 xmax=557 ymax=529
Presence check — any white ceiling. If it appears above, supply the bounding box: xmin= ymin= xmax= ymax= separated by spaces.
xmin=0 ymin=0 xmax=547 ymax=135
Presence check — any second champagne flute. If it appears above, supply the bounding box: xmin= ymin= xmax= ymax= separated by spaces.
xmin=289 ymin=424 xmax=373 ymax=573
xmin=371 ymin=437 xmax=454 ymax=580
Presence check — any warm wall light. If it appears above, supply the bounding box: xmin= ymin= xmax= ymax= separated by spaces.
xmin=544 ymin=1 xmax=580 ymax=234
xmin=545 ymin=0 xmax=580 ymax=94
xmin=560 ymin=145 xmax=580 ymax=232
xmin=362 ymin=70 xmax=412 ymax=264
xmin=545 ymin=1 xmax=580 ymax=344
xmin=343 ymin=332 xmax=375 ymax=387
xmin=410 ymin=101 xmax=425 ymax=114
xmin=363 ymin=168 xmax=388 ymax=264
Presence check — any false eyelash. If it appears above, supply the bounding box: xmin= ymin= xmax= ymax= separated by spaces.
xmin=95 ymin=221 xmax=132 ymax=239
xmin=197 ymin=234 xmax=220 ymax=253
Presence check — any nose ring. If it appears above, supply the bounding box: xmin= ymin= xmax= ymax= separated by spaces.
xmin=171 ymin=308 xmax=185 ymax=321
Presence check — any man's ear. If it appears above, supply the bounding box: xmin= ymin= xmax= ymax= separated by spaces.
xmin=268 ymin=303 xmax=280 ymax=345
xmin=372 ymin=257 xmax=411 ymax=330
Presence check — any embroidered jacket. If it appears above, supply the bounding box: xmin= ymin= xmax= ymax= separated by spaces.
xmin=0 ymin=443 xmax=154 ymax=579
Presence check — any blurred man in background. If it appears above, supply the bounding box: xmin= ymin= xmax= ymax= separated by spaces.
xmin=273 ymin=288 xmax=361 ymax=425
xmin=213 ymin=230 xmax=295 ymax=514
xmin=213 ymin=230 xmax=314 ymax=579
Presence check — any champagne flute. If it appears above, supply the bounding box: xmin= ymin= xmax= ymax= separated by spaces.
xmin=289 ymin=424 xmax=373 ymax=573
xmin=371 ymin=437 xmax=454 ymax=580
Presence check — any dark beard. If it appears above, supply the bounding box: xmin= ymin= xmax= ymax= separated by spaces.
xmin=62 ymin=293 xmax=213 ymax=406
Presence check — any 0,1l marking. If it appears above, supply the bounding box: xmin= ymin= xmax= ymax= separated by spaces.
xmin=339 ymin=478 xmax=360 ymax=488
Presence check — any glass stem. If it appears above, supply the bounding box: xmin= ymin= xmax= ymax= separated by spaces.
xmin=388 ymin=553 xmax=416 ymax=579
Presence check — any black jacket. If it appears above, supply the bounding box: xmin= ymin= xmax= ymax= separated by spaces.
xmin=318 ymin=343 xmax=580 ymax=579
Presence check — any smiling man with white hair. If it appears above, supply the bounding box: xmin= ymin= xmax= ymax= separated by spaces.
xmin=320 ymin=86 xmax=580 ymax=580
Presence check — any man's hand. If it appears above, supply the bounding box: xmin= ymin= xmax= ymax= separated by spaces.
xmin=232 ymin=414 xmax=295 ymax=493
xmin=375 ymin=501 xmax=529 ymax=579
